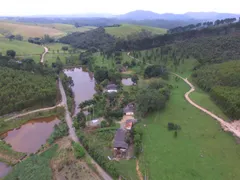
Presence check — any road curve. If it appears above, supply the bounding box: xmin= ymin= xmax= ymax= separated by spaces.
xmin=172 ymin=73 xmax=240 ymax=138
xmin=58 ymin=78 xmax=113 ymax=180
xmin=41 ymin=46 xmax=48 ymax=63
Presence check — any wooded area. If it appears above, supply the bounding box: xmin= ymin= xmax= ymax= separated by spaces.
xmin=192 ymin=60 xmax=240 ymax=119
xmin=0 ymin=67 xmax=57 ymax=115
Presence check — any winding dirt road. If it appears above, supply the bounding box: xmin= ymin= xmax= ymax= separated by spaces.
xmin=41 ymin=46 xmax=48 ymax=63
xmin=172 ymin=73 xmax=240 ymax=138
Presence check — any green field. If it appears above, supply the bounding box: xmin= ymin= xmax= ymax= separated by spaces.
xmin=0 ymin=38 xmax=43 ymax=56
xmin=105 ymin=24 xmax=166 ymax=38
xmin=139 ymin=76 xmax=240 ymax=180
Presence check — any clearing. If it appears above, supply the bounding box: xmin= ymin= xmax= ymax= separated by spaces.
xmin=0 ymin=21 xmax=63 ymax=38
xmin=105 ymin=24 xmax=166 ymax=39
xmin=138 ymin=75 xmax=240 ymax=180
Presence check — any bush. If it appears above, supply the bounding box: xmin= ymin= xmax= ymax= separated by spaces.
xmin=168 ymin=123 xmax=181 ymax=131
xmin=47 ymin=122 xmax=69 ymax=144
xmin=73 ymin=142 xmax=85 ymax=159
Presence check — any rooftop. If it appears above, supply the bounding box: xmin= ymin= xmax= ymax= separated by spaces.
xmin=113 ymin=129 xmax=128 ymax=149
xmin=107 ymin=84 xmax=118 ymax=90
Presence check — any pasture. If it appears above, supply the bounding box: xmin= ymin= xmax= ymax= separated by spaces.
xmin=139 ymin=76 xmax=240 ymax=180
xmin=105 ymin=24 xmax=166 ymax=38
xmin=0 ymin=38 xmax=43 ymax=56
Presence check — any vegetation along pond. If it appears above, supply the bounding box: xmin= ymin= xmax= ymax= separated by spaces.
xmin=0 ymin=162 xmax=12 ymax=178
xmin=64 ymin=67 xmax=96 ymax=115
xmin=2 ymin=116 xmax=60 ymax=153
xmin=122 ymin=78 xmax=133 ymax=86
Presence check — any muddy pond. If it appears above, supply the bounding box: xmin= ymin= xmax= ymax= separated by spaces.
xmin=2 ymin=116 xmax=60 ymax=153
xmin=0 ymin=162 xmax=12 ymax=178
xmin=122 ymin=78 xmax=133 ymax=86
xmin=64 ymin=68 xmax=96 ymax=115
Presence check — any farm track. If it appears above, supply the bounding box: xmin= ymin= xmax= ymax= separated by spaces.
xmin=172 ymin=73 xmax=240 ymax=138
xmin=41 ymin=46 xmax=48 ymax=63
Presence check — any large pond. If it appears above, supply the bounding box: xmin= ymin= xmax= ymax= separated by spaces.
xmin=2 ymin=116 xmax=60 ymax=153
xmin=64 ymin=68 xmax=96 ymax=115
xmin=122 ymin=78 xmax=133 ymax=86
xmin=0 ymin=162 xmax=11 ymax=178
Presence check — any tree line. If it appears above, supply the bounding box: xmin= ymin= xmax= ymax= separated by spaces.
xmin=192 ymin=60 xmax=240 ymax=119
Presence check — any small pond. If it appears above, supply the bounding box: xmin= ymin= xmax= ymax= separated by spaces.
xmin=122 ymin=78 xmax=133 ymax=86
xmin=0 ymin=162 xmax=12 ymax=178
xmin=2 ymin=116 xmax=60 ymax=153
xmin=64 ymin=67 xmax=96 ymax=115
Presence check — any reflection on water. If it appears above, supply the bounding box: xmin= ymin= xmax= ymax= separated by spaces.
xmin=64 ymin=68 xmax=96 ymax=115
xmin=2 ymin=116 xmax=60 ymax=153
xmin=0 ymin=162 xmax=11 ymax=178
xmin=122 ymin=78 xmax=133 ymax=86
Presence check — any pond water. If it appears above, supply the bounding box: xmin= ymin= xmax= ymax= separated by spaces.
xmin=0 ymin=162 xmax=11 ymax=178
xmin=122 ymin=78 xmax=133 ymax=86
xmin=2 ymin=116 xmax=60 ymax=153
xmin=64 ymin=68 xmax=96 ymax=115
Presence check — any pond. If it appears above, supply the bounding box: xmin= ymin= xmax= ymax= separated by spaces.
xmin=0 ymin=162 xmax=12 ymax=178
xmin=2 ymin=116 xmax=60 ymax=153
xmin=122 ymin=78 xmax=133 ymax=86
xmin=64 ymin=67 xmax=96 ymax=115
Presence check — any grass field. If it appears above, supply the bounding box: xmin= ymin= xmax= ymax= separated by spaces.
xmin=0 ymin=38 xmax=43 ymax=56
xmin=0 ymin=22 xmax=63 ymax=38
xmin=105 ymin=24 xmax=166 ymax=38
xmin=39 ymin=23 xmax=96 ymax=34
xmin=138 ymin=76 xmax=240 ymax=180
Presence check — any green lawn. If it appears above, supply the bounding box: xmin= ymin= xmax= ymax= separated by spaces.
xmin=105 ymin=24 xmax=166 ymax=39
xmin=139 ymin=76 xmax=240 ymax=180
xmin=0 ymin=38 xmax=43 ymax=56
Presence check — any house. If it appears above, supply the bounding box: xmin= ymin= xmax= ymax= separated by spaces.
xmin=125 ymin=119 xmax=138 ymax=130
xmin=123 ymin=104 xmax=135 ymax=116
xmin=113 ymin=129 xmax=128 ymax=158
xmin=106 ymin=84 xmax=118 ymax=93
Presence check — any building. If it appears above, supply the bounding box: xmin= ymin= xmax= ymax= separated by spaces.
xmin=124 ymin=119 xmax=137 ymax=130
xmin=106 ymin=84 xmax=118 ymax=93
xmin=113 ymin=129 xmax=128 ymax=158
xmin=123 ymin=104 xmax=135 ymax=116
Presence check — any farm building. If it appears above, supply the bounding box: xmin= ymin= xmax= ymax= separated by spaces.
xmin=113 ymin=129 xmax=128 ymax=158
xmin=106 ymin=84 xmax=118 ymax=93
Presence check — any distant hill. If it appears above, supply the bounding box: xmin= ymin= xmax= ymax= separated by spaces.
xmin=184 ymin=12 xmax=240 ymax=20
xmin=118 ymin=10 xmax=239 ymax=21
xmin=118 ymin=10 xmax=189 ymax=20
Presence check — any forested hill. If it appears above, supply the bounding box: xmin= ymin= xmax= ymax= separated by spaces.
xmin=59 ymin=27 xmax=116 ymax=51
xmin=115 ymin=21 xmax=240 ymax=51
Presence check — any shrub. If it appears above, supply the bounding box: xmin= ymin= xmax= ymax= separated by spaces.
xmin=73 ymin=142 xmax=85 ymax=159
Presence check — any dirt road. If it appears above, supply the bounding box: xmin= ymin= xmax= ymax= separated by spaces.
xmin=58 ymin=78 xmax=113 ymax=180
xmin=4 ymin=103 xmax=63 ymax=122
xmin=172 ymin=73 xmax=240 ymax=138
xmin=40 ymin=46 xmax=48 ymax=63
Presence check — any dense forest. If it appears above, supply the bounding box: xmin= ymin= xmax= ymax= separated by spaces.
xmin=192 ymin=61 xmax=240 ymax=119
xmin=0 ymin=67 xmax=57 ymax=115
xmin=59 ymin=27 xmax=116 ymax=52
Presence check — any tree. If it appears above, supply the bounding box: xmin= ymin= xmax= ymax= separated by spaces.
xmin=15 ymin=34 xmax=23 ymax=41
xmin=131 ymin=74 xmax=139 ymax=84
xmin=73 ymin=142 xmax=85 ymax=158
xmin=6 ymin=50 xmax=16 ymax=58
xmin=62 ymin=46 xmax=69 ymax=53
xmin=94 ymin=68 xmax=108 ymax=83
xmin=76 ymin=112 xmax=86 ymax=128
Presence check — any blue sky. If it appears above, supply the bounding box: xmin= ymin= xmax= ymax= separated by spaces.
xmin=1 ymin=0 xmax=239 ymax=16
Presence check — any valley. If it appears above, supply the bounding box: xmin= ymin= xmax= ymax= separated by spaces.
xmin=0 ymin=13 xmax=239 ymax=180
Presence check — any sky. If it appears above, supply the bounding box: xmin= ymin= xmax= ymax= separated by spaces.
xmin=0 ymin=0 xmax=239 ymax=16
